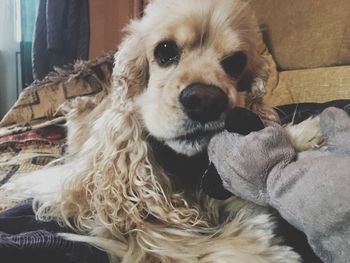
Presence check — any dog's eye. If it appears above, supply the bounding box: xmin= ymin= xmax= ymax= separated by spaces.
xmin=154 ymin=41 xmax=181 ymax=66
xmin=221 ymin=51 xmax=247 ymax=78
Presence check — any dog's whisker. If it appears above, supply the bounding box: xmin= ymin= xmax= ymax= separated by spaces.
xmin=291 ymin=103 xmax=300 ymax=124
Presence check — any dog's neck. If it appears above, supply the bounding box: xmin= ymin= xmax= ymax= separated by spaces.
xmin=148 ymin=137 xmax=209 ymax=192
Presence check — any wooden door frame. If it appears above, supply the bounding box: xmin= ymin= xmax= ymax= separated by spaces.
xmin=89 ymin=0 xmax=147 ymax=59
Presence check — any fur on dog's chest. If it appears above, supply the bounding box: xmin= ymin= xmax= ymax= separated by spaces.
xmin=148 ymin=136 xmax=208 ymax=191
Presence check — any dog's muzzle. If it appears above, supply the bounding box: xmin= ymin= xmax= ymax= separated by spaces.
xmin=179 ymin=83 xmax=228 ymax=124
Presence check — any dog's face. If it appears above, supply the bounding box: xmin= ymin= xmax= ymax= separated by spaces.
xmin=115 ymin=0 xmax=267 ymax=156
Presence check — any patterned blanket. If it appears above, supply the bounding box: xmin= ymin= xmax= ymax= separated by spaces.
xmin=0 ymin=53 xmax=114 ymax=193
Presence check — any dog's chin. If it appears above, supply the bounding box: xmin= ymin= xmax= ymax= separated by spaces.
xmin=164 ymin=126 xmax=224 ymax=156
xmin=165 ymin=135 xmax=211 ymax=157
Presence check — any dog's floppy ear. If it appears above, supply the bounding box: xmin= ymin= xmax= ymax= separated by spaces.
xmin=113 ymin=21 xmax=149 ymax=97
xmin=228 ymin=4 xmax=278 ymax=121
xmin=236 ymin=16 xmax=279 ymax=123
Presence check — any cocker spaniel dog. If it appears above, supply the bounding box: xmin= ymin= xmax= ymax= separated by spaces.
xmin=1 ymin=0 xmax=322 ymax=262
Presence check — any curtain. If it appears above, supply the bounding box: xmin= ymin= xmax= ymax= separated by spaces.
xmin=20 ymin=0 xmax=39 ymax=88
xmin=32 ymin=0 xmax=90 ymax=80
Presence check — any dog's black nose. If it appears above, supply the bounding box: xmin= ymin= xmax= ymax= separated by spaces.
xmin=179 ymin=83 xmax=228 ymax=123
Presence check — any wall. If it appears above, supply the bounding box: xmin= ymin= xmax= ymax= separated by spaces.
xmin=89 ymin=0 xmax=145 ymax=59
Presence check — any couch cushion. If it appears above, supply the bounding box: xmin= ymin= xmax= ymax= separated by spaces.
xmin=264 ymin=65 xmax=350 ymax=106
xmin=251 ymin=0 xmax=350 ymax=70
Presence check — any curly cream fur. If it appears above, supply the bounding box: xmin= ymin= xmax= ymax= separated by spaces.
xmin=0 ymin=0 xmax=306 ymax=262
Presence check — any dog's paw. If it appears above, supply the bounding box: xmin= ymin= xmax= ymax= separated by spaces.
xmin=285 ymin=116 xmax=325 ymax=152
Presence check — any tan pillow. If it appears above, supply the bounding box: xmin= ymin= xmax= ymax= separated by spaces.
xmin=0 ymin=55 xmax=113 ymax=129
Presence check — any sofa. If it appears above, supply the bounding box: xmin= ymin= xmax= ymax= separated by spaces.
xmin=251 ymin=0 xmax=350 ymax=105
xmin=0 ymin=1 xmax=349 ymax=261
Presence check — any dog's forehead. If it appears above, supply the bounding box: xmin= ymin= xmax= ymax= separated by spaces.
xmin=171 ymin=17 xmax=241 ymax=53
xmin=142 ymin=0 xmax=252 ymax=51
